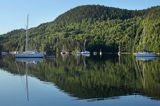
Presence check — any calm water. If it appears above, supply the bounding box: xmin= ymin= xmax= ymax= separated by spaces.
xmin=0 ymin=55 xmax=160 ymax=106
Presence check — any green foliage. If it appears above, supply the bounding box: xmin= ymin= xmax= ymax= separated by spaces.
xmin=54 ymin=5 xmax=145 ymax=24
xmin=0 ymin=5 xmax=160 ymax=53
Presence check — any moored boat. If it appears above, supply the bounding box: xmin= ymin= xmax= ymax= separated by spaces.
xmin=135 ymin=52 xmax=157 ymax=57
xmin=81 ymin=39 xmax=90 ymax=56
xmin=15 ymin=15 xmax=44 ymax=58
xmin=16 ymin=51 xmax=44 ymax=58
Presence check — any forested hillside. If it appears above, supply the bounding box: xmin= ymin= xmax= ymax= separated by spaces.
xmin=0 ymin=5 xmax=160 ymax=53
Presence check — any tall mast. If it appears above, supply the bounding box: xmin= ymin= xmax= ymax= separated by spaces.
xmin=118 ymin=42 xmax=121 ymax=56
xmin=25 ymin=15 xmax=29 ymax=51
xmin=84 ymin=39 xmax=86 ymax=51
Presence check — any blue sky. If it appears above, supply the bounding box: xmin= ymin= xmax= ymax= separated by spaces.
xmin=0 ymin=0 xmax=160 ymax=34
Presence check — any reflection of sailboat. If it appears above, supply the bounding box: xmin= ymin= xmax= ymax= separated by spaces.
xmin=15 ymin=61 xmax=30 ymax=101
xmin=25 ymin=63 xmax=29 ymax=101
xmin=16 ymin=58 xmax=43 ymax=64
xmin=136 ymin=56 xmax=157 ymax=61
xmin=81 ymin=39 xmax=90 ymax=56
xmin=15 ymin=58 xmax=43 ymax=101
xmin=82 ymin=56 xmax=87 ymax=67
xmin=16 ymin=15 xmax=44 ymax=58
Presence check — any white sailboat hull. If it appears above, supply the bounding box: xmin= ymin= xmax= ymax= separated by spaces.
xmin=81 ymin=51 xmax=90 ymax=56
xmin=81 ymin=51 xmax=90 ymax=54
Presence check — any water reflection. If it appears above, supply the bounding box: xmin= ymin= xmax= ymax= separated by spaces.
xmin=136 ymin=56 xmax=158 ymax=61
xmin=16 ymin=58 xmax=44 ymax=101
xmin=16 ymin=58 xmax=44 ymax=64
xmin=0 ymin=55 xmax=160 ymax=104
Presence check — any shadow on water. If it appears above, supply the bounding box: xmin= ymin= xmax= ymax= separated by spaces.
xmin=0 ymin=55 xmax=160 ymax=101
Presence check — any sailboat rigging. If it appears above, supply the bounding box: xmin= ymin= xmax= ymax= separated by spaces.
xmin=16 ymin=15 xmax=44 ymax=58
xmin=81 ymin=39 xmax=90 ymax=56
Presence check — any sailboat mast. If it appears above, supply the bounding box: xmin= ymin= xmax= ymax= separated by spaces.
xmin=84 ymin=39 xmax=86 ymax=51
xmin=118 ymin=42 xmax=121 ymax=56
xmin=25 ymin=15 xmax=29 ymax=51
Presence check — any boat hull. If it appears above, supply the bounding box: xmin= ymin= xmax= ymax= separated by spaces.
xmin=81 ymin=51 xmax=90 ymax=57
xmin=15 ymin=53 xmax=44 ymax=58
xmin=135 ymin=53 xmax=157 ymax=57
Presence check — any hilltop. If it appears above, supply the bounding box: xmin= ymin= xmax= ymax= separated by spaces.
xmin=54 ymin=5 xmax=145 ymax=23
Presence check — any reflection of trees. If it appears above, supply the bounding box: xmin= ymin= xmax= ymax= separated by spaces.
xmin=133 ymin=58 xmax=160 ymax=99
xmin=0 ymin=56 xmax=160 ymax=100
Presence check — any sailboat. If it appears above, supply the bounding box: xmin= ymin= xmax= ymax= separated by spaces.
xmin=100 ymin=49 xmax=102 ymax=56
xmin=16 ymin=15 xmax=44 ymax=58
xmin=135 ymin=46 xmax=157 ymax=61
xmin=60 ymin=45 xmax=69 ymax=55
xmin=118 ymin=43 xmax=121 ymax=56
xmin=75 ymin=42 xmax=81 ymax=55
xmin=81 ymin=39 xmax=90 ymax=56
xmin=135 ymin=52 xmax=157 ymax=57
xmin=135 ymin=27 xmax=157 ymax=59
